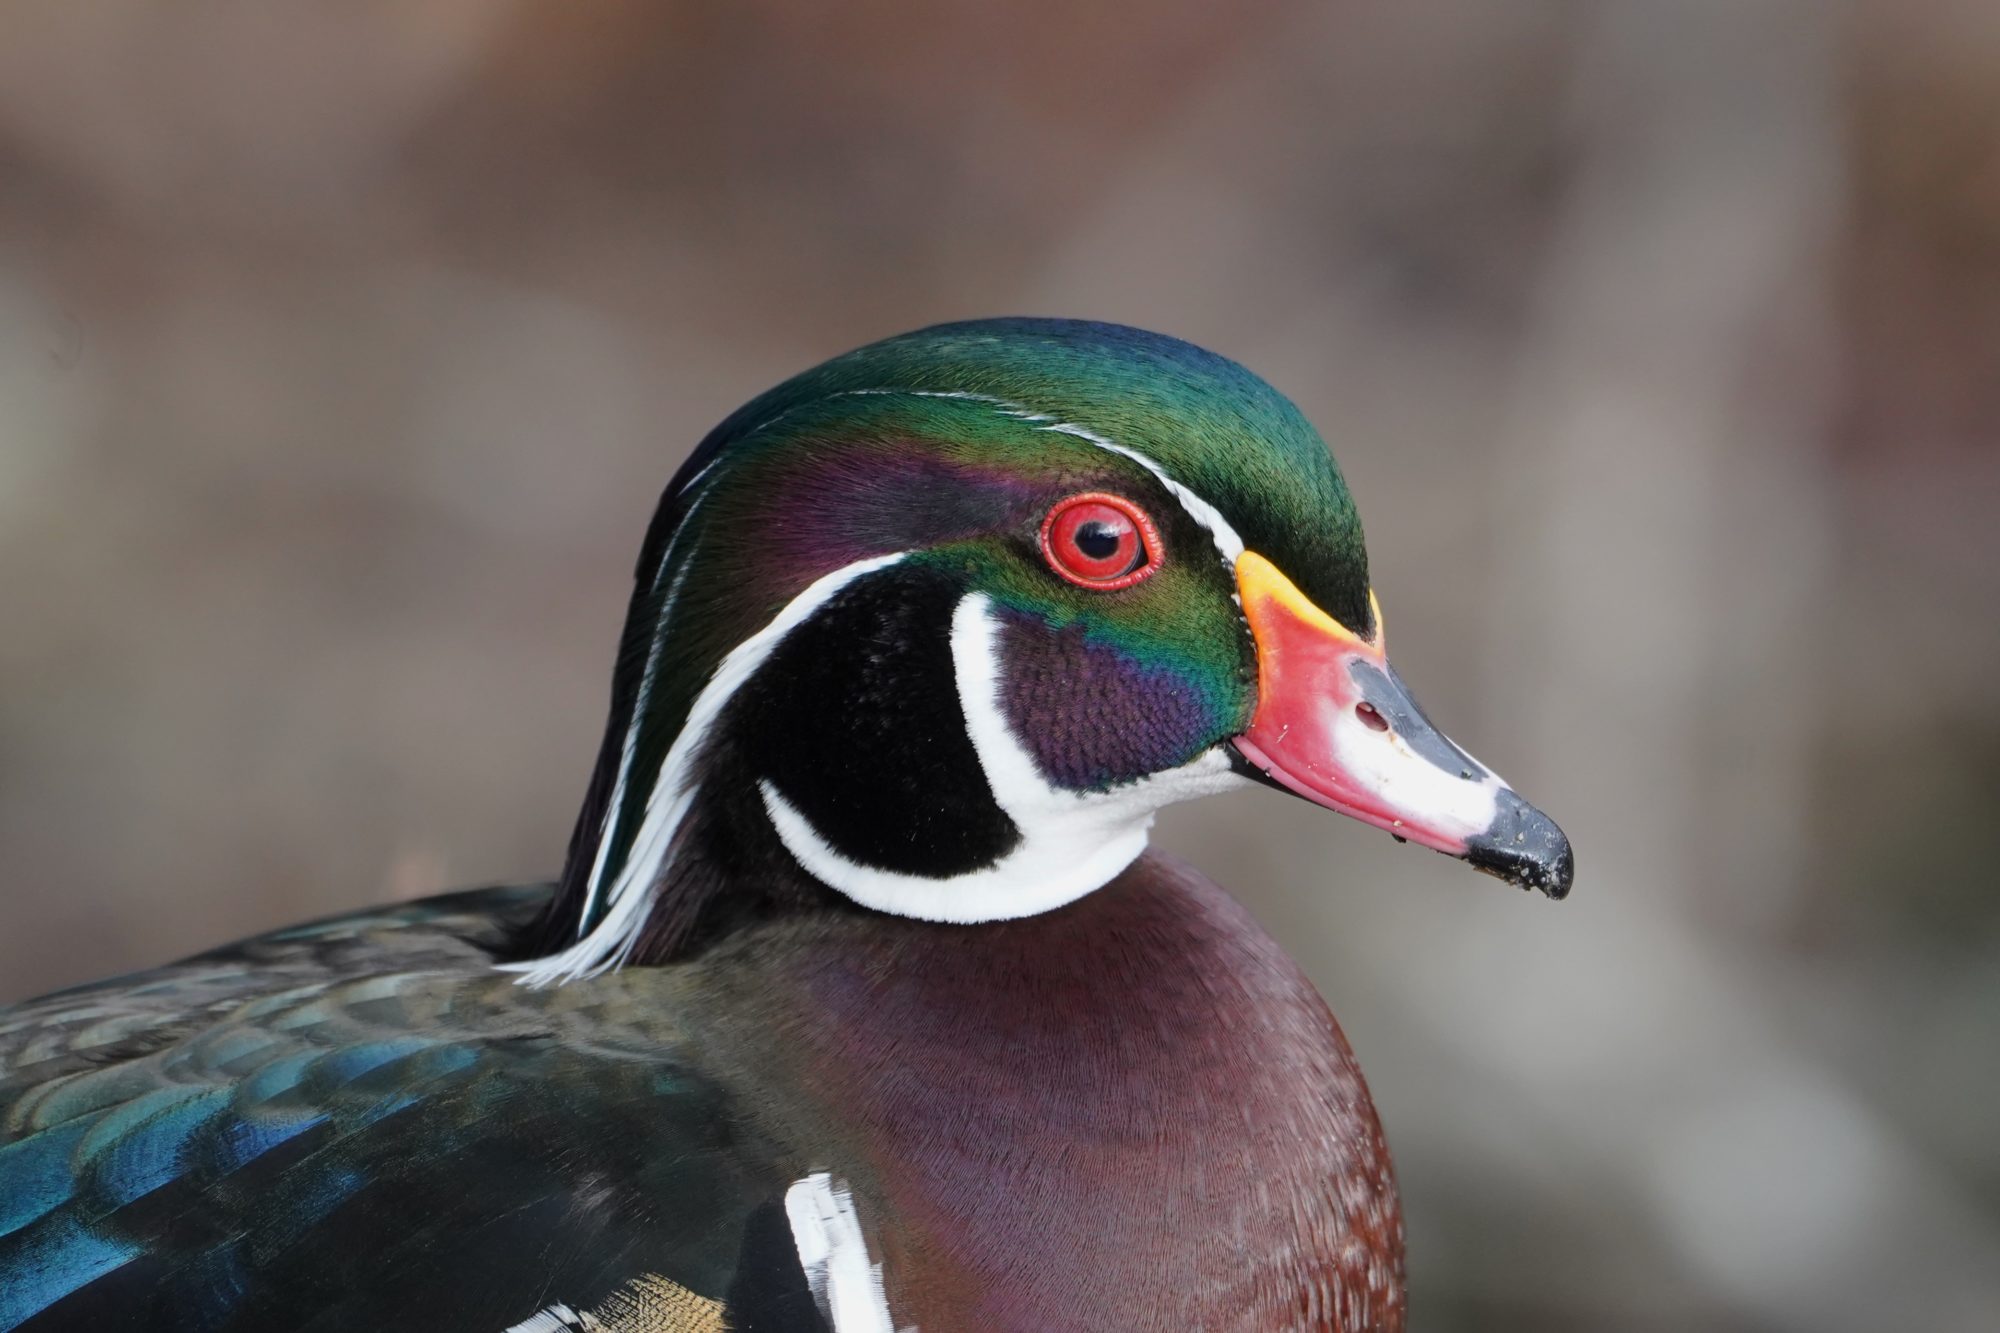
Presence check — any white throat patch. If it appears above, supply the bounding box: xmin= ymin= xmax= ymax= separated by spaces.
xmin=759 ymin=592 xmax=1244 ymax=924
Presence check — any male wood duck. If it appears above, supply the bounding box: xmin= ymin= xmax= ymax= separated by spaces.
xmin=0 ymin=319 xmax=1570 ymax=1332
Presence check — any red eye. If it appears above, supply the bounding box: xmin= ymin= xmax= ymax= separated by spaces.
xmin=1039 ymin=492 xmax=1162 ymax=590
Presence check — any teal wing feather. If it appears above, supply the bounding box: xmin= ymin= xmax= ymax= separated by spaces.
xmin=0 ymin=888 xmax=829 ymax=1331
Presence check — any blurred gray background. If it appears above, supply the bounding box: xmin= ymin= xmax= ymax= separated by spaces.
xmin=2 ymin=2 xmax=1996 ymax=1329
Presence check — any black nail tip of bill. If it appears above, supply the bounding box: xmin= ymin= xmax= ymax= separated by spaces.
xmin=1464 ymin=789 xmax=1574 ymax=900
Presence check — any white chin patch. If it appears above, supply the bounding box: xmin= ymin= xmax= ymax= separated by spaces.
xmin=760 ymin=593 xmax=1246 ymax=924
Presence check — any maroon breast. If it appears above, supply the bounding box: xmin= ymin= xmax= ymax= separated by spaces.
xmin=705 ymin=851 xmax=1405 ymax=1332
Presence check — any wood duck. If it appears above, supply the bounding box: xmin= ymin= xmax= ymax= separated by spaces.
xmin=0 ymin=318 xmax=1570 ymax=1332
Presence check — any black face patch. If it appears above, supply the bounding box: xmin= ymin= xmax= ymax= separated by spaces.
xmin=726 ymin=564 xmax=1021 ymax=879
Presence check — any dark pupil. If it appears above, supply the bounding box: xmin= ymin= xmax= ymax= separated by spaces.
xmin=1074 ymin=521 xmax=1124 ymax=561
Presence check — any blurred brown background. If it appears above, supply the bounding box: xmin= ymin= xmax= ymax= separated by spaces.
xmin=2 ymin=2 xmax=1997 ymax=1329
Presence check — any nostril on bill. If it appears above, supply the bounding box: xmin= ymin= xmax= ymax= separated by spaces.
xmin=1355 ymin=701 xmax=1389 ymax=733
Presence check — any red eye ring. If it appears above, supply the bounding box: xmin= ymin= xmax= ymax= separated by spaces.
xmin=1038 ymin=492 xmax=1163 ymax=590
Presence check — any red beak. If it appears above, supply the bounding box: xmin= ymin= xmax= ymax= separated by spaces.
xmin=1230 ymin=551 xmax=1572 ymax=897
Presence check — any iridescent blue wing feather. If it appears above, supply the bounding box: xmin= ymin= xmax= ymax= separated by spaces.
xmin=0 ymin=888 xmax=828 ymax=1331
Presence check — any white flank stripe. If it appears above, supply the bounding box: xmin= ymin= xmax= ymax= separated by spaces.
xmin=758 ymin=593 xmax=1244 ymax=924
xmin=505 ymin=1302 xmax=588 ymax=1332
xmin=505 ymin=552 xmax=909 ymax=986
xmin=785 ymin=1173 xmax=901 ymax=1333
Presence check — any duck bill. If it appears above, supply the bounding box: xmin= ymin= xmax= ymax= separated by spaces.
xmin=1230 ymin=551 xmax=1573 ymax=898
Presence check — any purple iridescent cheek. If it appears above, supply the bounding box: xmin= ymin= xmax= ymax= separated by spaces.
xmin=996 ymin=610 xmax=1226 ymax=791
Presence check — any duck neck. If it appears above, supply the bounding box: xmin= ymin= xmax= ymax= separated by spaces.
xmin=526 ymin=776 xmax=857 ymax=967
xmin=524 ymin=560 xmax=1020 ymax=973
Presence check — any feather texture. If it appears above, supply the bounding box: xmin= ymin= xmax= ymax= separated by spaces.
xmin=0 ymin=888 xmax=827 ymax=1331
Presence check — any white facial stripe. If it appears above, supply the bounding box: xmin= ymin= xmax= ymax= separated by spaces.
xmin=506 ymin=552 xmax=910 ymax=987
xmin=1032 ymin=421 xmax=1245 ymax=568
xmin=575 ymin=490 xmax=712 ymax=932
xmin=952 ymin=592 xmax=1245 ymax=828
xmin=670 ymin=452 xmax=727 ymax=501
xmin=784 ymin=1173 xmax=902 ymax=1333
xmin=758 ymin=593 xmax=1244 ymax=924
xmin=830 ymin=386 xmax=1051 ymax=422
xmin=830 ymin=388 xmax=1245 ymax=570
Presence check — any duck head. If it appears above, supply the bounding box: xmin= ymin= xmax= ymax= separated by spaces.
xmin=519 ymin=318 xmax=1571 ymax=983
